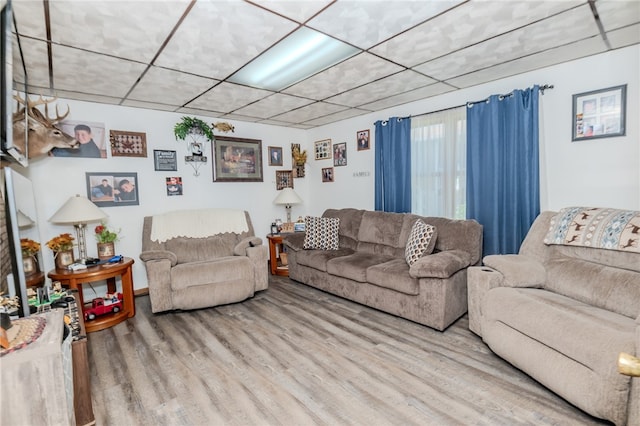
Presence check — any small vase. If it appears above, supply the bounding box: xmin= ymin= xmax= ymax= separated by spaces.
xmin=22 ymin=256 xmax=39 ymax=276
xmin=97 ymin=242 xmax=115 ymax=260
xmin=54 ymin=249 xmax=75 ymax=270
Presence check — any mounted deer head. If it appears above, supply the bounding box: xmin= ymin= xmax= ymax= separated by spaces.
xmin=12 ymin=94 xmax=79 ymax=159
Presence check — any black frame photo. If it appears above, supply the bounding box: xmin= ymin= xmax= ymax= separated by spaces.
xmin=86 ymin=172 xmax=139 ymax=207
xmin=572 ymin=84 xmax=626 ymax=141
xmin=268 ymin=146 xmax=283 ymax=166
xmin=153 ymin=150 xmax=178 ymax=171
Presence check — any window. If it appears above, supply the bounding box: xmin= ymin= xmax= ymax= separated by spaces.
xmin=411 ymin=107 xmax=466 ymax=219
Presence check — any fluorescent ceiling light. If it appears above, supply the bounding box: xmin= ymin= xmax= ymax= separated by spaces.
xmin=229 ymin=27 xmax=360 ymax=91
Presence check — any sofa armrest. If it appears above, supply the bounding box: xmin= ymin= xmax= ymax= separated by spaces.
xmin=141 ymin=258 xmax=174 ymax=313
xmin=246 ymin=245 xmax=268 ymax=292
xmin=283 ymin=233 xmax=305 ymax=251
xmin=233 ymin=236 xmax=263 ymax=256
xmin=483 ymin=254 xmax=546 ymax=288
xmin=140 ymin=250 xmax=178 ymax=267
xmin=409 ymin=249 xmax=471 ymax=279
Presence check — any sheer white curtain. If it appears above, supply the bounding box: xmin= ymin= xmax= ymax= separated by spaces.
xmin=411 ymin=106 xmax=466 ymax=219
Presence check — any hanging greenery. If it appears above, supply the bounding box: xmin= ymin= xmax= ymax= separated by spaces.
xmin=173 ymin=116 xmax=215 ymax=142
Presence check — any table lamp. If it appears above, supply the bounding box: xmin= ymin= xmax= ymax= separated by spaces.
xmin=273 ymin=187 xmax=302 ymax=224
xmin=49 ymin=195 xmax=107 ymax=264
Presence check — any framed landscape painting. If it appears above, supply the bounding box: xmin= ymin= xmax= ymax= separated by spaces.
xmin=212 ymin=136 xmax=263 ymax=182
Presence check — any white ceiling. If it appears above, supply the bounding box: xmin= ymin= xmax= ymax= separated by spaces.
xmin=11 ymin=0 xmax=640 ymax=129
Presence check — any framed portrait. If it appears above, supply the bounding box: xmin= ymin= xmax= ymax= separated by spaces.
xmin=333 ymin=142 xmax=347 ymax=167
xmin=212 ymin=136 xmax=263 ymax=182
xmin=275 ymin=170 xmax=293 ymax=190
xmin=166 ymin=177 xmax=183 ymax=196
xmin=321 ymin=167 xmax=334 ymax=183
xmin=153 ymin=150 xmax=178 ymax=171
xmin=86 ymin=172 xmax=139 ymax=207
xmin=268 ymin=146 xmax=283 ymax=166
xmin=109 ymin=130 xmax=147 ymax=157
xmin=572 ymin=84 xmax=626 ymax=141
xmin=357 ymin=129 xmax=370 ymax=151
xmin=51 ymin=120 xmax=107 ymax=158
xmin=314 ymin=139 xmax=332 ymax=160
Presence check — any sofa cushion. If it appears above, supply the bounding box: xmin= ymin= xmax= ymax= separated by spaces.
xmin=357 ymin=211 xmax=406 ymax=258
xmin=483 ymin=254 xmax=546 ymax=287
xmin=170 ymin=256 xmax=253 ymax=289
xmin=408 ymin=249 xmax=471 ymax=278
xmin=165 ymin=234 xmax=236 ymax=263
xmin=367 ymin=259 xmax=419 ymax=295
xmin=296 ymin=248 xmax=354 ymax=272
xmin=326 ymin=252 xmax=394 ymax=282
xmin=323 ymin=208 xmax=364 ymax=250
xmin=303 ymin=216 xmax=340 ymax=250
xmin=405 ymin=219 xmax=437 ymax=266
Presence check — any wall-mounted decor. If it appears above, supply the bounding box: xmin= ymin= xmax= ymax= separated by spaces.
xmin=292 ymin=143 xmax=307 ymax=178
xmin=174 ymin=116 xmax=214 ymax=176
xmin=109 ymin=130 xmax=147 ymax=157
xmin=86 ymin=172 xmax=139 ymax=207
xmin=572 ymin=84 xmax=626 ymax=141
xmin=166 ymin=177 xmax=183 ymax=196
xmin=268 ymin=146 xmax=283 ymax=166
xmin=357 ymin=129 xmax=370 ymax=151
xmin=153 ymin=150 xmax=177 ymax=171
xmin=322 ymin=167 xmax=334 ymax=183
xmin=314 ymin=139 xmax=332 ymax=160
xmin=276 ymin=170 xmax=293 ymax=190
xmin=213 ymin=136 xmax=263 ymax=182
xmin=50 ymin=120 xmax=107 ymax=158
xmin=333 ymin=142 xmax=347 ymax=167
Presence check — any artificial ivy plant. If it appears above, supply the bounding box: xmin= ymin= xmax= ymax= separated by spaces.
xmin=173 ymin=116 xmax=215 ymax=142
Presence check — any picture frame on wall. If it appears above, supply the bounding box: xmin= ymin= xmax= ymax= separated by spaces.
xmin=86 ymin=172 xmax=139 ymax=207
xmin=357 ymin=129 xmax=370 ymax=151
xmin=109 ymin=130 xmax=147 ymax=157
xmin=572 ymin=84 xmax=626 ymax=141
xmin=333 ymin=142 xmax=347 ymax=167
xmin=275 ymin=170 xmax=293 ymax=190
xmin=51 ymin=120 xmax=107 ymax=158
xmin=314 ymin=139 xmax=332 ymax=160
xmin=212 ymin=136 xmax=263 ymax=182
xmin=153 ymin=150 xmax=177 ymax=171
xmin=268 ymin=146 xmax=283 ymax=166
xmin=322 ymin=167 xmax=334 ymax=183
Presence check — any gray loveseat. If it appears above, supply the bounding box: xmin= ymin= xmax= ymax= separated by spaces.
xmin=468 ymin=209 xmax=640 ymax=425
xmin=283 ymin=208 xmax=482 ymax=331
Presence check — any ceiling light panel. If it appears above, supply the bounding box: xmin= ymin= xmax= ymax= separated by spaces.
xmin=128 ymin=66 xmax=217 ymax=106
xmin=229 ymin=27 xmax=360 ymax=91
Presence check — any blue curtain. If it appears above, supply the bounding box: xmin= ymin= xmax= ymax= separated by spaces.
xmin=466 ymin=86 xmax=540 ymax=256
xmin=374 ymin=117 xmax=412 ymax=213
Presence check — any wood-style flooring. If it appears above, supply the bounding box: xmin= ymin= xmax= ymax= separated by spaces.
xmin=87 ymin=276 xmax=609 ymax=425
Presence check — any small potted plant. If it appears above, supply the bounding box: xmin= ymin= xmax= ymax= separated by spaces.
xmin=95 ymin=222 xmax=120 ymax=260
xmin=173 ymin=116 xmax=214 ymax=143
xmin=20 ymin=238 xmax=41 ymax=275
xmin=46 ymin=233 xmax=75 ymax=269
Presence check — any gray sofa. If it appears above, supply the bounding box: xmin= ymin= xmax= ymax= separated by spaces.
xmin=283 ymin=208 xmax=483 ymax=331
xmin=140 ymin=209 xmax=268 ymax=313
xmin=468 ymin=209 xmax=640 ymax=425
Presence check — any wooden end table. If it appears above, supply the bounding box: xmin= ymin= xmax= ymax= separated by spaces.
xmin=48 ymin=257 xmax=135 ymax=333
xmin=267 ymin=234 xmax=289 ymax=277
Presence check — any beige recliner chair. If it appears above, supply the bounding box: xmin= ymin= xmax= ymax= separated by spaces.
xmin=140 ymin=208 xmax=268 ymax=313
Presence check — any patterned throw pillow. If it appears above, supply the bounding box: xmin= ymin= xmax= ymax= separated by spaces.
xmin=303 ymin=216 xmax=340 ymax=250
xmin=405 ymin=219 xmax=437 ymax=266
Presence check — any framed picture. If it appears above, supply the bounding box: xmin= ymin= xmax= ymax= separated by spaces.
xmin=50 ymin=120 xmax=107 ymax=158
xmin=314 ymin=139 xmax=332 ymax=160
xmin=109 ymin=130 xmax=147 ymax=157
xmin=291 ymin=143 xmax=306 ymax=178
xmin=86 ymin=172 xmax=139 ymax=207
xmin=322 ymin=167 xmax=334 ymax=183
xmin=276 ymin=170 xmax=293 ymax=190
xmin=357 ymin=129 xmax=370 ymax=151
xmin=166 ymin=177 xmax=183 ymax=196
xmin=212 ymin=136 xmax=263 ymax=182
xmin=268 ymin=146 xmax=283 ymax=166
xmin=333 ymin=142 xmax=347 ymax=167
xmin=153 ymin=150 xmax=177 ymax=171
xmin=572 ymin=84 xmax=626 ymax=141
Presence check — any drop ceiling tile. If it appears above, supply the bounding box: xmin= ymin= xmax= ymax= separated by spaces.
xmin=359 ymin=83 xmax=456 ymax=112
xmin=283 ymin=53 xmax=402 ymax=100
xmin=12 ymin=0 xmax=46 ymax=38
xmin=52 ymin=45 xmax=147 ymax=98
xmin=128 ymin=67 xmax=217 ymax=106
xmin=308 ymin=0 xmax=464 ymax=49
xmin=325 ymin=70 xmax=437 ymax=108
xmin=15 ymin=38 xmax=49 ymax=88
xmin=446 ymin=35 xmax=607 ymax=88
xmin=48 ymin=0 xmax=191 ymax=63
xmin=251 ymin=0 xmax=333 ymax=23
xmin=607 ymin=24 xmax=640 ymax=49
xmin=233 ymin=94 xmax=314 ymax=119
xmin=271 ymin=102 xmax=347 ymax=124
xmin=220 ymin=113 xmax=262 ymax=123
xmin=176 ymin=106 xmax=226 ymax=118
xmin=371 ymin=0 xmax=583 ymax=67
xmin=414 ymin=5 xmax=598 ymax=81
xmin=597 ymin=1 xmax=640 ymax=31
xmin=186 ymin=82 xmax=272 ymax=113
xmin=121 ymin=99 xmax=180 ymax=112
xmin=49 ymin=90 xmax=122 ymax=106
xmin=302 ymin=108 xmax=370 ymax=127
xmin=155 ymin=1 xmax=297 ymax=79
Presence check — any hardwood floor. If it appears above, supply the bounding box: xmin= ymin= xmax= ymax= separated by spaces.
xmin=87 ymin=277 xmax=609 ymax=425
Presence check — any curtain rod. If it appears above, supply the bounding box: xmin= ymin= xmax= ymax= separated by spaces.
xmin=465 ymin=83 xmax=554 ymax=108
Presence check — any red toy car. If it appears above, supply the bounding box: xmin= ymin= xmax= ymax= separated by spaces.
xmin=84 ymin=292 xmax=123 ymax=321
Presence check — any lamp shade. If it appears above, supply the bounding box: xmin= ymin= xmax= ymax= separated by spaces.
xmin=49 ymin=195 xmax=107 ymax=224
xmin=273 ymin=188 xmax=302 ymax=206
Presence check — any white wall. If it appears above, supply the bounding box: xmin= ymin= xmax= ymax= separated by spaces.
xmin=23 ymin=44 xmax=639 ymax=291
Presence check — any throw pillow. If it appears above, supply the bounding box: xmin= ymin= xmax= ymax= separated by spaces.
xmin=405 ymin=219 xmax=437 ymax=266
xmin=303 ymin=216 xmax=340 ymax=250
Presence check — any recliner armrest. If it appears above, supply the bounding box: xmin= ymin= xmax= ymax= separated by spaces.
xmin=283 ymin=233 xmax=305 ymax=251
xmin=233 ymin=236 xmax=263 ymax=256
xmin=483 ymin=254 xmax=546 ymax=288
xmin=139 ymin=250 xmax=178 ymax=267
xmin=409 ymin=249 xmax=472 ymax=279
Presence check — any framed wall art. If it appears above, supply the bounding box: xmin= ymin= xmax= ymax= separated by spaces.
xmin=212 ymin=136 xmax=263 ymax=182
xmin=572 ymin=84 xmax=626 ymax=141
xmin=51 ymin=120 xmax=107 ymax=158
xmin=268 ymin=146 xmax=283 ymax=166
xmin=86 ymin=172 xmax=139 ymax=207
xmin=321 ymin=167 xmax=334 ymax=183
xmin=275 ymin=170 xmax=293 ymax=190
xmin=333 ymin=142 xmax=347 ymax=167
xmin=166 ymin=177 xmax=183 ymax=196
xmin=109 ymin=130 xmax=147 ymax=157
xmin=314 ymin=139 xmax=332 ymax=160
xmin=357 ymin=129 xmax=370 ymax=151
xmin=153 ymin=150 xmax=177 ymax=171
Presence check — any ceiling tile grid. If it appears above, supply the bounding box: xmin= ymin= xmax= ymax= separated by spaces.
xmin=232 ymin=93 xmax=314 ymax=119
xmin=128 ymin=66 xmax=217 ymax=106
xmin=186 ymin=82 xmax=273 ymax=113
